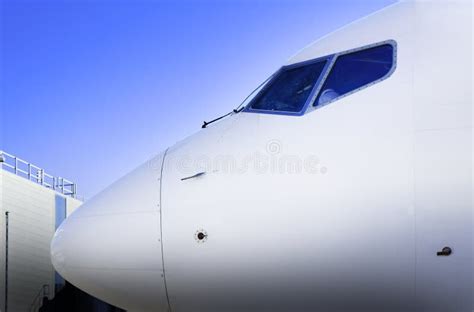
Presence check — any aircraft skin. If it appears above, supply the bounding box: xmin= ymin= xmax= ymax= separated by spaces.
xmin=51 ymin=1 xmax=473 ymax=311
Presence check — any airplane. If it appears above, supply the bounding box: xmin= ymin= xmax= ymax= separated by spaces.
xmin=51 ymin=1 xmax=473 ymax=311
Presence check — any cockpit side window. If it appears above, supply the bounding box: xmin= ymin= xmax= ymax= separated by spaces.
xmin=247 ymin=59 xmax=327 ymax=114
xmin=315 ymin=43 xmax=395 ymax=107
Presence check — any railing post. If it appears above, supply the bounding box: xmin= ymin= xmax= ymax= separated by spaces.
xmin=28 ymin=163 xmax=31 ymax=180
xmin=14 ymin=157 xmax=17 ymax=175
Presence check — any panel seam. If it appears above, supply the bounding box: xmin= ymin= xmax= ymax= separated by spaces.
xmin=158 ymin=148 xmax=172 ymax=312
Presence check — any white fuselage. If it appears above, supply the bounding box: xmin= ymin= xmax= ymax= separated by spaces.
xmin=51 ymin=1 xmax=473 ymax=311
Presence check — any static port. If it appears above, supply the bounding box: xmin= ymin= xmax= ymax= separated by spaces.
xmin=195 ymin=230 xmax=208 ymax=243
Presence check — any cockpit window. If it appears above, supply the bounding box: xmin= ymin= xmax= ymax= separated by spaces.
xmin=242 ymin=41 xmax=396 ymax=116
xmin=248 ymin=59 xmax=327 ymax=113
xmin=315 ymin=44 xmax=394 ymax=107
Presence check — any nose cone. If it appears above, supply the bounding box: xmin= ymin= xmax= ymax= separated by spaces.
xmin=51 ymin=154 xmax=169 ymax=312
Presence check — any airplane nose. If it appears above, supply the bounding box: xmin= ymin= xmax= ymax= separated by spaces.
xmin=51 ymin=153 xmax=169 ymax=312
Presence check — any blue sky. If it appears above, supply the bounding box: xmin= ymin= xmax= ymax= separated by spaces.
xmin=1 ymin=0 xmax=396 ymax=200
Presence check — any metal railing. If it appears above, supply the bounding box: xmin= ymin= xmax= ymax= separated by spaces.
xmin=29 ymin=284 xmax=50 ymax=312
xmin=0 ymin=151 xmax=77 ymax=198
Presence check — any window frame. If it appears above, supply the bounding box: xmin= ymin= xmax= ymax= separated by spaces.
xmin=311 ymin=39 xmax=397 ymax=110
xmin=243 ymin=55 xmax=333 ymax=116
xmin=242 ymin=40 xmax=397 ymax=116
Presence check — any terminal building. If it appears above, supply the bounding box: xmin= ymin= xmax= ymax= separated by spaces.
xmin=0 ymin=151 xmax=123 ymax=312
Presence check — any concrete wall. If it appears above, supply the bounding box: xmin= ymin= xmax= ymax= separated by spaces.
xmin=0 ymin=170 xmax=82 ymax=312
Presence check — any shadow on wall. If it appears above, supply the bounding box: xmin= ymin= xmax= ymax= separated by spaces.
xmin=39 ymin=282 xmax=125 ymax=312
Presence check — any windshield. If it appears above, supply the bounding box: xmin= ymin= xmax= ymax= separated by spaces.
xmin=247 ymin=59 xmax=327 ymax=113
xmin=244 ymin=41 xmax=395 ymax=116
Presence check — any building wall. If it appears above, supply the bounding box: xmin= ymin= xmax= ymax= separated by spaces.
xmin=0 ymin=170 xmax=82 ymax=312
xmin=0 ymin=170 xmax=4 ymax=312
